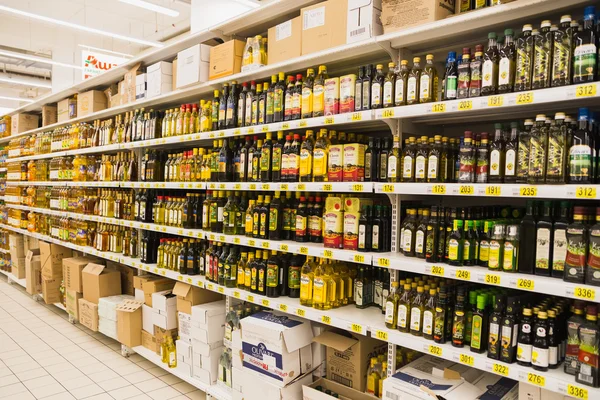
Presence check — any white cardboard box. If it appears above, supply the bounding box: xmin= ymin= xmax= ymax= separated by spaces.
xmin=191 ymin=321 xmax=225 ymax=344
xmin=241 ymin=311 xmax=313 ymax=387
xmin=193 ymin=338 xmax=224 ymax=357
xmin=176 ymin=44 xmax=210 ymax=89
xmin=135 ymin=73 xmax=147 ymax=101
xmin=152 ymin=290 xmax=177 ymax=330
xmin=147 ymin=61 xmax=173 ymax=99
xmin=176 ymin=339 xmax=193 ymax=364
xmin=232 ymin=347 xmax=243 ymax=370
xmin=201 ymin=346 xmax=223 ymax=377
xmin=135 ymin=288 xmax=145 ymax=302
xmin=179 ymin=311 xmax=193 ymax=343
xmin=347 ymin=0 xmax=383 ymax=44
xmin=142 ymin=304 xmax=154 ymax=334
xmin=242 ymin=369 xmax=313 ymax=400
xmin=99 ymin=295 xmax=133 ymax=321
xmin=193 ymin=364 xmax=217 ymax=385
xmin=191 ymin=300 xmax=226 ymax=324
xmin=232 ymin=367 xmax=245 ymax=392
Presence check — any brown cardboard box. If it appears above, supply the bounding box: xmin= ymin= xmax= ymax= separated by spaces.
xmin=172 ymin=282 xmax=222 ymax=314
xmin=313 ymin=329 xmax=387 ymax=390
xmin=10 ymin=234 xmax=24 ymax=260
xmin=172 ymin=58 xmax=178 ymax=90
xmin=103 ymin=83 xmax=119 ymax=108
xmin=301 ymin=0 xmax=348 ymax=56
xmin=381 ymin=0 xmax=455 ymax=34
xmin=117 ymin=300 xmax=144 ymax=347
xmin=142 ymin=278 xmax=174 ymax=307
xmin=40 ymin=241 xmax=72 ymax=280
xmin=133 ymin=275 xmax=165 ymax=290
xmin=11 ymin=261 xmax=25 ymax=279
xmin=11 ymin=113 xmax=40 ymax=134
xmin=82 ymin=263 xmax=122 ymax=304
xmin=124 ymin=63 xmax=142 ymax=104
xmin=24 ymin=236 xmax=39 ymax=254
xmin=66 ymin=289 xmax=83 ymax=319
xmin=77 ymin=90 xmax=107 ymax=117
xmin=142 ymin=330 xmax=160 ymax=352
xmin=41 ymin=105 xmax=58 ymax=127
xmin=42 ymin=278 xmax=61 ymax=304
xmin=209 ymin=40 xmax=245 ymax=80
xmin=118 ymin=80 xmax=127 ymax=105
xmin=79 ymin=298 xmax=99 ymax=331
xmin=57 ymin=98 xmax=69 ymax=122
xmin=25 ymin=249 xmax=42 ymax=295
xmin=64 ymin=257 xmax=96 ymax=292
xmin=304 ymin=378 xmax=376 ymax=400
xmin=111 ymin=262 xmax=137 ymax=296
xmin=268 ymin=17 xmax=302 ymax=65
xmin=154 ymin=326 xmax=178 ymax=355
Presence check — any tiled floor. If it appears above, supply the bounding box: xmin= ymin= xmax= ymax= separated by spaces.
xmin=0 ymin=278 xmax=206 ymax=400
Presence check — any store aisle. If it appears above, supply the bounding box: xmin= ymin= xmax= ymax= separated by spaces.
xmin=0 ymin=279 xmax=206 ymax=400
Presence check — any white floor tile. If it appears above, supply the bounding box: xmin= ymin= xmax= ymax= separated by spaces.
xmin=123 ymin=370 xmax=155 ymax=384
xmin=29 ymin=382 xmax=68 ymax=399
xmin=0 ymin=382 xmax=28 ymax=397
xmin=113 ymin=363 xmax=144 ymax=376
xmin=82 ymin=394 xmax=113 ymax=400
xmin=69 ymin=383 xmax=105 ymax=399
xmin=145 ymin=367 xmax=169 ymax=377
xmin=185 ymin=390 xmax=206 ymax=400
xmin=159 ymin=374 xmax=183 ymax=385
xmin=42 ymin=392 xmax=77 ymax=400
xmin=14 ymin=367 xmax=49 ymax=382
xmin=171 ymin=381 xmax=197 ymax=394
xmin=3 ymin=354 xmax=35 ymax=367
xmin=22 ymin=374 xmax=59 ymax=390
xmin=87 ymin=369 xmax=119 ymax=383
xmin=96 ymin=377 xmax=131 ymax=391
xmin=0 ymin=374 xmax=19 ymax=387
xmin=134 ymin=378 xmax=167 ymax=393
xmin=126 ymin=395 xmax=152 ymax=400
xmin=108 ymin=385 xmax=144 ymax=400
xmin=1 ymin=391 xmax=36 ymax=400
xmin=60 ymin=376 xmax=95 ymax=391
xmin=146 ymin=386 xmax=182 ymax=400
xmin=7 ymin=361 xmax=41 ymax=373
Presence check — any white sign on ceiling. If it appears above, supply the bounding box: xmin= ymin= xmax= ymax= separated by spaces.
xmin=81 ymin=50 xmax=128 ymax=80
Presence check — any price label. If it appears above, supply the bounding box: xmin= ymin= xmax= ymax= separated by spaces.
xmin=351 ymin=184 xmax=364 ymax=192
xmin=247 ymin=295 xmax=254 ymax=302
xmin=218 ymin=131 xmax=225 ymax=137
xmin=234 ymin=183 xmax=241 ymax=190
xmin=323 ymin=250 xmax=333 ymax=258
xmin=278 ymin=184 xmax=288 ymax=191
xmin=576 ymin=187 xmax=596 ymax=198
xmin=375 ymin=330 xmax=388 ymax=341
xmin=351 ymin=112 xmax=362 ymax=121
xmin=187 ymin=278 xmax=193 ymax=284
xmin=429 ymin=345 xmax=443 ymax=357
xmin=517 ymin=278 xmax=534 ymax=291
xmin=280 ymin=244 xmax=289 ymax=251
xmin=249 ymin=184 xmax=257 ymax=190
xmin=431 ymin=103 xmax=446 ymax=113
xmin=568 ymin=384 xmax=588 ymax=399
xmin=233 ymin=291 xmax=241 ymax=299
xmin=233 ymin=238 xmax=241 ymax=244
xmin=248 ymin=240 xmax=256 ymax=246
xmin=459 ymin=353 xmax=474 ymax=366
xmin=354 ymin=254 xmax=365 ymax=263
xmin=177 ymin=275 xmax=183 ymax=281
xmin=209 ymin=183 xmax=216 ymax=189
xmin=262 ymin=299 xmax=270 ymax=307
xmin=210 ymin=234 xmax=216 ymax=240
xmin=527 ymin=373 xmax=545 ymax=387
xmin=323 ymin=184 xmax=333 ymax=191
xmin=382 ymin=184 xmax=394 ymax=193
xmin=455 ymin=269 xmax=471 ymax=281
xmin=459 ymin=185 xmax=474 ymax=195
xmin=300 ymin=247 xmax=308 ymax=255
xmin=458 ymin=100 xmax=472 ymax=111
xmin=197 ymin=281 xmax=204 ymax=288
xmin=262 ymin=184 xmax=270 ymax=190
xmin=378 ymin=258 xmax=390 ymax=267
xmin=492 ymin=363 xmax=509 ymax=376
xmin=432 ymin=184 xmax=446 ymax=194
xmin=218 ymin=287 xmax=225 ymax=294
xmin=233 ymin=129 xmax=241 ymax=135
xmin=248 ymin=128 xmax=255 ymax=134
xmin=516 ymin=92 xmax=534 ymax=105
xmin=488 ymin=95 xmax=504 ymax=107
xmin=218 ymin=184 xmax=226 ymax=189
xmin=161 ymin=270 xmax=166 ymax=276
xmin=351 ymin=324 xmax=363 ymax=334
xmin=485 ymin=274 xmax=501 ymax=285
xmin=431 ymin=266 xmax=444 ymax=276
xmin=520 ymin=186 xmax=537 ymax=197
xmin=279 ymin=304 xmax=288 ymax=312
xmin=321 ymin=315 xmax=331 ymax=324
xmin=281 ymin=123 xmax=290 ymax=129
xmin=207 ymin=283 xmax=214 ymax=290
xmin=296 ymin=308 xmax=305 ymax=317
xmin=219 ymin=235 xmax=225 ymax=242
xmin=298 ymin=184 xmax=306 ymax=190
xmin=324 ymin=117 xmax=334 ymax=124
xmin=262 ymin=126 xmax=269 ymax=132
xmin=382 ymin=109 xmax=395 ymax=118
xmin=299 ymin=120 xmax=308 ymax=127
xmin=486 ymin=186 xmax=501 ymax=196
xmin=574 ymin=287 xmax=595 ymax=300
xmin=576 ymin=84 xmax=596 ymax=98
xmin=261 ymin=241 xmax=270 ymax=249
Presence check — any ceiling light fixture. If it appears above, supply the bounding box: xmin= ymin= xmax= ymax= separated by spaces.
xmin=77 ymin=45 xmax=133 ymax=58
xmin=0 ymin=76 xmax=52 ymax=89
xmin=0 ymin=95 xmax=35 ymax=103
xmin=0 ymin=5 xmax=164 ymax=48
xmin=119 ymin=0 xmax=180 ymax=17
xmin=232 ymin=0 xmax=261 ymax=8
xmin=0 ymin=49 xmax=82 ymax=70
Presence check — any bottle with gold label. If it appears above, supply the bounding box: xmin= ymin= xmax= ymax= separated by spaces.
xmin=383 ymin=62 xmax=396 ymax=108
xmin=366 ymin=357 xmax=381 ymax=396
xmin=419 ymin=55 xmax=437 ymax=103
xmin=371 ymin=64 xmax=385 ymax=109
xmin=312 ymin=65 xmax=328 ymax=117
xmin=410 ymin=286 xmax=425 ymax=336
xmin=385 ymin=282 xmax=400 ymax=329
xmin=300 ymin=256 xmax=314 ymax=306
xmin=300 ymin=130 xmax=315 ymax=182
xmin=407 ymin=58 xmax=421 ymax=105
xmin=313 ymin=129 xmax=330 ymax=182
xmin=302 ymin=68 xmax=315 ymax=119
xmin=395 ymin=60 xmax=409 ymax=106
xmin=532 ymin=21 xmax=553 ymax=90
xmin=266 ymin=75 xmax=276 ymax=124
xmin=387 ymin=136 xmax=401 ymax=182
xmin=397 ymin=283 xmax=411 ymax=333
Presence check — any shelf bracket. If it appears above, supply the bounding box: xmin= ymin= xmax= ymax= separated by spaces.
xmin=377 ymin=40 xmax=399 ymax=64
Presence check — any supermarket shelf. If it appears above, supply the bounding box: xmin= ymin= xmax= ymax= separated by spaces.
xmin=0 ymin=247 xmax=9 ymax=254
xmin=205 ymin=181 xmax=374 ymax=193
xmin=8 ymin=143 xmax=122 ymax=162
xmin=54 ymin=303 xmax=67 ymax=312
xmin=375 ymin=182 xmax=600 ymax=200
xmin=121 ymin=181 xmax=206 ymax=190
xmin=0 ymin=268 xmax=26 ymax=288
xmin=373 ymin=252 xmax=599 ymax=303
xmin=370 ymin=320 xmax=599 ymax=399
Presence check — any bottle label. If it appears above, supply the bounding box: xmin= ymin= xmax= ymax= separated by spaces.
xmin=403 ymin=155 xmax=413 ymax=179
xmin=532 ymin=346 xmax=549 ymax=368
xmin=498 ymin=57 xmax=511 ymax=85
xmin=501 ymin=325 xmax=514 ymax=353
xmin=489 ymin=322 xmax=500 ymax=350
xmin=374 ymin=283 xmax=383 ymax=306
xmin=385 ymin=301 xmax=395 ymax=324
xmin=272 ymin=148 xmax=282 ymax=172
xmin=503 ymin=242 xmax=515 ymax=271
xmin=471 ymin=315 xmax=482 ymax=349
xmin=274 ymin=88 xmax=283 ymax=113
xmin=362 ymin=82 xmax=370 ymax=109
xmin=427 ymin=155 xmax=438 ymax=180
xmin=269 ymin=209 xmax=278 ymax=232
xmin=552 ymin=229 xmax=567 ymax=272
xmin=419 ymin=75 xmax=430 ymax=101
xmin=415 ymin=156 xmax=426 ymax=179
xmin=284 ymin=92 xmax=293 ymax=118
xmin=355 ymin=82 xmax=362 ymax=111
xmin=358 ymin=225 xmax=366 ymax=249
xmin=299 ymin=150 xmax=312 ymax=178
xmin=300 ymin=274 xmax=312 ymax=300
xmin=569 ymin=144 xmax=592 ymax=179
xmin=296 ymin=215 xmax=307 ymax=236
xmin=289 ymin=153 xmax=299 ymax=176
xmin=309 ymin=215 xmax=322 ymax=237
xmin=410 ymin=307 xmax=421 ymax=332
xmin=383 ymin=81 xmax=393 ymax=106
xmin=354 ymin=281 xmax=364 ymax=306
xmin=446 ymin=76 xmax=457 ymax=99
xmin=313 ymin=84 xmax=324 ymax=113
xmin=395 ymin=79 xmax=404 ymax=104
xmin=302 ymin=87 xmax=313 ymax=115
xmin=533 ymin=41 xmax=551 ymax=86
xmin=371 ymin=82 xmax=382 ymax=106
xmin=313 ymin=277 xmax=325 ymax=303
xmin=490 ymin=149 xmax=501 ymax=176
xmin=388 ymin=155 xmax=398 ymax=178
xmin=407 ymin=77 xmax=417 ymax=101
xmin=482 ymin=59 xmax=495 ymax=88
xmin=372 ymin=225 xmax=380 ymax=250
xmin=448 ymin=239 xmax=459 ymax=261
xmin=397 ymin=305 xmax=408 ymax=329
xmin=415 ymin=230 xmax=425 ymax=255
xmin=281 ymin=153 xmax=289 ymax=176
xmin=423 ymin=310 xmax=433 ymax=335
xmin=313 ymin=149 xmax=326 ymax=177
xmin=573 ymin=44 xmax=597 ymax=80
xmin=266 ymin=266 xmax=278 ymax=288
xmin=260 ymin=147 xmax=271 ymax=172
xmin=536 ymin=228 xmax=551 ymax=269
xmin=488 ymin=240 xmax=501 ymax=269
xmin=288 ymin=266 xmax=300 ymax=289
xmin=549 ymin=346 xmax=558 ymax=366
xmin=505 ymin=149 xmax=516 ymax=176
xmin=402 ymin=228 xmax=411 ymax=252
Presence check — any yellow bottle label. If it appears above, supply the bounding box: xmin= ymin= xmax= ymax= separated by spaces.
xmin=313 ymin=277 xmax=325 ymax=303
xmin=448 ymin=239 xmax=459 ymax=261
xmin=300 ymin=273 xmax=312 ymax=300
xmin=488 ymin=241 xmax=501 ymax=269
xmin=300 ymin=150 xmax=313 ymax=177
xmin=302 ymin=88 xmax=313 ymax=115
xmin=313 ymin=149 xmax=327 ymax=177
xmin=366 ymin=375 xmax=379 ymax=396
xmin=313 ymin=84 xmax=324 ymax=114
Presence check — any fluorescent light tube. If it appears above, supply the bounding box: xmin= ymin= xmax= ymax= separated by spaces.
xmin=0 ymin=49 xmax=82 ymax=70
xmin=0 ymin=95 xmax=34 ymax=103
xmin=77 ymin=45 xmax=133 ymax=58
xmin=0 ymin=76 xmax=52 ymax=89
xmin=119 ymin=0 xmax=180 ymax=17
xmin=0 ymin=5 xmax=164 ymax=48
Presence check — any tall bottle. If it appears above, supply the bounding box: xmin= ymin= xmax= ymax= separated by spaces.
xmin=504 ymin=122 xmax=518 ymax=182
xmin=515 ymin=25 xmax=534 ymax=92
xmin=419 ymin=55 xmax=437 ymax=103
xmin=498 ymin=29 xmax=516 ymax=93
xmin=394 ymin=60 xmax=409 ymax=106
xmin=573 ymin=7 xmax=597 ymax=84
xmin=564 ymin=206 xmax=588 ymax=283
xmin=481 ymin=32 xmax=499 ymax=96
xmin=528 ymin=114 xmax=549 ymax=183
xmin=469 ymin=45 xmax=484 ymax=97
xmin=371 ymin=64 xmax=385 ymax=109
xmin=383 ymin=62 xmax=396 ymax=108
xmin=489 ymin=124 xmax=505 ymax=183
xmin=546 ymin=112 xmax=568 ymax=183
xmin=406 ymin=58 xmax=421 ymax=105
xmin=576 ymin=305 xmax=600 ymax=387
xmin=569 ymin=108 xmax=593 ymax=183
xmin=443 ymin=51 xmax=458 ymax=100
xmin=457 ymin=48 xmax=471 ymax=99
xmin=551 ymin=15 xmax=573 ymax=87
xmin=532 ymin=21 xmax=553 ymax=89
xmin=313 ymin=66 xmax=328 ymax=117
xmin=518 ymin=201 xmax=537 ymax=274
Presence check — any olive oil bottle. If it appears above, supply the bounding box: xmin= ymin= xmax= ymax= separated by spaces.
xmin=443 ymin=51 xmax=458 ymax=100
xmin=397 ymin=283 xmax=411 ymax=333
xmin=371 ymin=64 xmax=385 ymax=109
xmin=487 ymin=296 xmax=504 ymax=359
xmin=500 ymin=298 xmax=519 ymax=363
xmin=457 ymin=48 xmax=471 ymax=99
xmin=515 ymin=25 xmax=534 ymax=91
xmin=383 ymin=62 xmax=396 ymax=108
xmin=528 ymin=114 xmax=549 ymax=183
xmin=470 ymin=45 xmax=484 ymax=97
xmin=498 ymin=29 xmax=516 ymax=93
xmin=470 ymin=294 xmax=488 ymax=353
xmin=532 ymin=21 xmax=553 ymax=89
xmin=384 ymin=282 xmax=400 ymax=329
xmin=395 ymin=60 xmax=409 ymax=106
xmin=419 ymin=54 xmax=437 ymax=103
xmin=482 ymin=32 xmax=500 ymax=96
xmin=407 ymin=57 xmax=421 ymax=105
xmin=434 ymin=287 xmax=448 ymax=343
xmin=410 ymin=286 xmax=425 ymax=336
xmin=547 ymin=112 xmax=567 ymax=182
xmin=551 ymin=15 xmax=573 ymax=87
xmin=313 ymin=65 xmax=327 ymax=117
xmin=302 ymin=68 xmax=315 ymax=119
xmin=573 ymin=7 xmax=597 ymax=84
xmin=423 ymin=288 xmax=437 ymax=340
xmin=447 ymin=219 xmax=464 ymax=266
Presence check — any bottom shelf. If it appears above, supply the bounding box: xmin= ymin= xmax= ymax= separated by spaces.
xmin=0 ymin=267 xmax=26 ymax=287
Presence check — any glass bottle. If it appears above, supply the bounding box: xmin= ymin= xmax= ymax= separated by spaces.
xmin=569 ymin=108 xmax=593 ymax=183
xmin=498 ymin=29 xmax=516 ymax=93
xmin=564 ymin=206 xmax=588 ymax=283
xmin=469 ymin=45 xmax=484 ymax=97
xmin=313 ymin=65 xmax=328 ymax=117
xmin=383 ymin=62 xmax=396 ymax=108
xmin=384 ymin=281 xmax=400 ymax=329
xmin=546 ymin=112 xmax=568 ymax=183
xmin=532 ymin=311 xmax=550 ymax=371
xmin=457 ymin=48 xmax=471 ymax=99
xmin=515 ymin=24 xmax=534 ymax=91
xmin=394 ymin=60 xmax=409 ymax=106
xmin=489 ymin=123 xmax=505 ymax=183
xmin=551 ymin=15 xmax=573 ymax=87
xmin=419 ymin=55 xmax=437 ymax=103
xmin=470 ymin=294 xmax=488 ymax=354
xmin=371 ymin=64 xmax=385 ymax=109
xmin=528 ymin=114 xmax=549 ymax=183
xmin=532 ymin=21 xmax=553 ymax=89
xmin=573 ymin=7 xmax=597 ymax=84
xmin=397 ymin=283 xmax=411 ymax=333
xmin=481 ymin=32 xmax=500 ymax=96
xmin=443 ymin=51 xmax=458 ymax=100
xmin=406 ymin=57 xmax=421 ymax=105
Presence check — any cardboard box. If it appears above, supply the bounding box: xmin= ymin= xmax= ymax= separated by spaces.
xmin=173 ymin=282 xmax=222 ymax=314
xmin=135 ymin=73 xmax=147 ymax=101
xmin=11 ymin=113 xmax=39 ymax=134
xmin=117 ymin=300 xmax=144 ymax=347
xmin=66 ymin=289 xmax=82 ymax=320
xmin=142 ymin=330 xmax=159 ymax=353
xmin=10 ymin=234 xmax=24 ymax=259
xmin=208 ymin=40 xmax=244 ymax=81
xmin=77 ymin=90 xmax=107 ymax=117
xmin=135 ymin=288 xmax=145 ymax=302
xmin=40 ymin=241 xmax=72 ymax=280
xmin=63 ymin=257 xmax=96 ymax=292
xmin=25 ymin=236 xmax=39 ymax=254
xmin=82 ymin=263 xmax=122 ymax=304
xmin=191 ymin=300 xmax=226 ymax=325
xmin=133 ymin=274 xmax=161 ymax=290
xmin=99 ymin=295 xmax=133 ymax=321
xmin=347 ymin=0 xmax=383 ymax=43
xmin=57 ymin=98 xmax=70 ymax=122
xmin=124 ymin=63 xmax=142 ymax=104
xmin=118 ymin=81 xmax=127 ymax=105
xmin=242 ymin=368 xmax=314 ymax=400
xmin=179 ymin=311 xmax=193 ymax=343
xmin=152 ymin=291 xmax=178 ymax=330
xmin=191 ymin=320 xmax=225 ymax=344
xmin=177 ymin=339 xmax=193 ymax=365
xmin=25 ymin=249 xmax=42 ymax=295
xmin=232 ymin=366 xmax=245 ymax=391
xmin=177 ymin=44 xmax=210 ymax=88
xmin=172 ymin=58 xmax=178 ymax=90
xmin=42 ymin=278 xmax=61 ymax=304
xmin=301 ymin=0 xmax=348 ymax=56
xmin=381 ymin=0 xmax=455 ymax=34
xmin=242 ymin=311 xmax=313 ymax=387
xmin=142 ymin=278 xmax=174 ymax=306
xmin=111 ymin=262 xmax=137 ymax=296
xmin=142 ymin=304 xmax=154 ymax=333
xmin=268 ymin=17 xmax=302 ymax=65
xmin=303 ymin=378 xmax=376 ymax=400
xmin=147 ymin=61 xmax=173 ymax=99
xmin=79 ymin=298 xmax=99 ymax=331
xmin=314 ymin=329 xmax=387 ymax=390
xmin=11 ymin=261 xmax=25 ymax=279
xmin=41 ymin=105 xmax=57 ymax=126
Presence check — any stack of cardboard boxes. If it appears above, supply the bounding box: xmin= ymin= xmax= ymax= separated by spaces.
xmin=135 ymin=275 xmax=175 ymax=353
xmin=99 ymin=295 xmax=134 ymax=340
xmin=40 ymin=242 xmax=72 ymax=304
xmin=25 ymin=248 xmax=42 ymax=296
xmin=79 ymin=263 xmax=122 ymax=331
xmin=63 ymin=256 xmax=99 ymax=320
xmin=189 ymin=300 xmax=226 ymax=384
xmin=9 ymin=234 xmax=25 ymax=279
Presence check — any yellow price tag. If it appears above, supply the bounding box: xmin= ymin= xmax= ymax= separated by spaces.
xmin=459 ymin=185 xmax=474 ymax=195
xmin=517 ymin=278 xmax=534 ymax=290
xmin=247 ymin=295 xmax=254 ymax=302
xmin=431 ymin=266 xmax=444 ymax=276
xmin=576 ymin=187 xmax=596 ymax=198
xmin=197 ymin=281 xmax=204 ymax=288
xmin=492 ymin=363 xmax=509 ymax=376
xmin=459 ymin=354 xmax=474 ymax=366
xmin=485 ymin=274 xmax=501 ymax=285
xmin=354 ymin=254 xmax=365 ymax=263
xmin=161 ymin=270 xmax=166 ymax=276
xmin=378 ymin=258 xmax=390 ymax=267
xmin=323 ymin=184 xmax=333 ymax=191
xmin=249 ymin=183 xmax=257 ymax=190
xmin=432 ymin=103 xmax=446 ymax=113
xmin=280 ymin=244 xmax=289 ymax=251
xmin=432 ymin=184 xmax=446 ymax=194
xmin=281 ymin=184 xmax=288 ymax=190
xmin=574 ymin=287 xmax=595 ymax=300
xmin=382 ymin=109 xmax=394 ymax=118
xmin=177 ymin=275 xmax=183 ymax=281
xmin=298 ymin=183 xmax=306 ymax=190
xmin=248 ymin=128 xmax=255 ymax=134
xmin=516 ymin=92 xmax=534 ymax=105
xmin=187 ymin=278 xmax=193 ymax=284
xmin=323 ymin=250 xmax=333 ymax=258
xmin=281 ymin=123 xmax=290 ymax=129
xmin=279 ymin=304 xmax=288 ymax=312
xmin=234 ymin=183 xmax=241 ymax=190
xmin=351 ymin=324 xmax=363 ymax=334
xmin=207 ymin=283 xmax=214 ymax=290
xmin=234 ymin=238 xmax=241 ymax=244
xmin=299 ymin=120 xmax=308 ymax=127
xmin=488 ymin=95 xmax=504 ymax=107
xmin=429 ymin=345 xmax=443 ymax=357
xmin=458 ymin=100 xmax=472 ymax=111
xmin=218 ymin=287 xmax=225 ymax=294
xmin=324 ymin=117 xmax=334 ymax=124
xmin=219 ymin=131 xmax=225 ymax=137
xmin=351 ymin=184 xmax=364 ymax=192
xmin=262 ymin=125 xmax=269 ymax=132
xmin=321 ymin=315 xmax=331 ymax=324
xmin=296 ymin=308 xmax=305 ymax=317
xmin=233 ymin=129 xmax=241 ymax=135
xmin=576 ymin=84 xmax=596 ymax=98
xmin=219 ymin=235 xmax=225 ymax=242
xmin=262 ymin=184 xmax=270 ymax=190
xmin=486 ymin=186 xmax=501 ymax=196
xmin=218 ymin=184 xmax=225 ymax=189
xmin=568 ymin=384 xmax=588 ymax=399
xmin=233 ymin=291 xmax=241 ymax=299
xmin=300 ymin=247 xmax=308 ymax=255
xmin=527 ymin=373 xmax=545 ymax=387
xmin=455 ymin=269 xmax=471 ymax=280
xmin=382 ymin=184 xmax=394 ymax=193
xmin=262 ymin=299 xmax=270 ymax=307
xmin=262 ymin=241 xmax=270 ymax=249
xmin=375 ymin=330 xmax=388 ymax=341
xmin=248 ymin=240 xmax=256 ymax=246
xmin=210 ymin=234 xmax=216 ymax=240
xmin=520 ymin=186 xmax=537 ymax=197
xmin=351 ymin=112 xmax=362 ymax=121
xmin=209 ymin=183 xmax=216 ymax=189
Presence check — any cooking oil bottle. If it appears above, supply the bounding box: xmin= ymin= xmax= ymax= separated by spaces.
xmin=366 ymin=357 xmax=381 ymax=396
xmin=312 ymin=258 xmax=328 ymax=309
xmin=300 ymin=256 xmax=315 ymax=306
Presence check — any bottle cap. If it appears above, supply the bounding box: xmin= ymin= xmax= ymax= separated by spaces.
xmin=488 ymin=32 xmax=497 ymax=39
